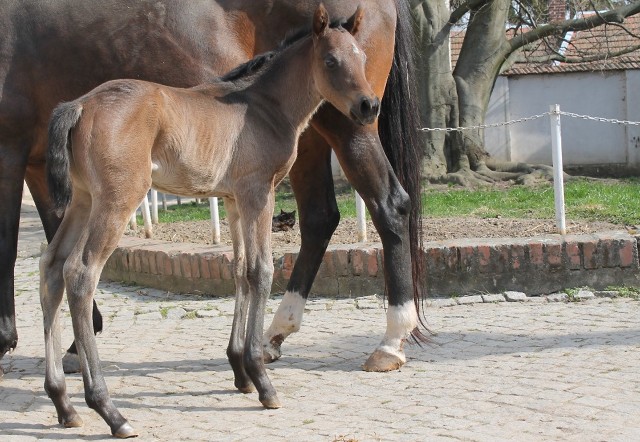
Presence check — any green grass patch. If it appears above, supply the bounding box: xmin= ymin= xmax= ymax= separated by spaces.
xmin=423 ymin=178 xmax=640 ymax=224
xmin=605 ymin=285 xmax=640 ymax=300
xmin=141 ymin=178 xmax=640 ymax=226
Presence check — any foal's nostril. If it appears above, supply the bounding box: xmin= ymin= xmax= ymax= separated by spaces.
xmin=359 ymin=97 xmax=380 ymax=119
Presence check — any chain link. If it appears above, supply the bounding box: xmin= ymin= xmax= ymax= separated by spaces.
xmin=557 ymin=111 xmax=640 ymax=126
xmin=418 ymin=110 xmax=640 ymax=132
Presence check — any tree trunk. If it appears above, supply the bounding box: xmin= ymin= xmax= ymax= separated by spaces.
xmin=413 ymin=0 xmax=553 ymax=185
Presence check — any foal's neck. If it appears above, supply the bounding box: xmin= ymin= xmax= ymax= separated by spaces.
xmin=249 ymin=38 xmax=322 ymax=134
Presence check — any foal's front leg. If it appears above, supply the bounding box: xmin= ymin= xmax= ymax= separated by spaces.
xmin=237 ymin=188 xmax=280 ymax=409
xmin=224 ymin=198 xmax=254 ymax=393
xmin=263 ymin=129 xmax=339 ymax=363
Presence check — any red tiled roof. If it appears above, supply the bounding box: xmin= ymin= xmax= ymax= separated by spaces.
xmin=450 ymin=14 xmax=640 ymax=76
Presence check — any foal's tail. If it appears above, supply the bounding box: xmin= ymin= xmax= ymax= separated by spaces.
xmin=378 ymin=1 xmax=428 ymax=340
xmin=47 ymin=101 xmax=83 ymax=217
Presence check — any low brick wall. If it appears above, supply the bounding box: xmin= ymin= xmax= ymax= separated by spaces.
xmin=101 ymin=231 xmax=640 ymax=297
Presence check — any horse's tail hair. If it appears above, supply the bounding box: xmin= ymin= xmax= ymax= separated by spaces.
xmin=379 ymin=1 xmax=429 ymax=342
xmin=47 ymin=101 xmax=83 ymax=217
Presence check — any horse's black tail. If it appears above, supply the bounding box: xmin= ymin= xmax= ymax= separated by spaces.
xmin=47 ymin=101 xmax=83 ymax=217
xmin=378 ymin=1 xmax=428 ymax=341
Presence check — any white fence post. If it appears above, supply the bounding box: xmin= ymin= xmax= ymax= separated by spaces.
xmin=151 ymin=190 xmax=158 ymax=224
xmin=355 ymin=191 xmax=367 ymax=242
xmin=209 ymin=197 xmax=221 ymax=244
xmin=141 ymin=194 xmax=153 ymax=238
xmin=549 ymin=104 xmax=566 ymax=235
xmin=129 ymin=212 xmax=137 ymax=230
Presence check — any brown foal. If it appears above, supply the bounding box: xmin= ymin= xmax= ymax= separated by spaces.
xmin=40 ymin=5 xmax=378 ymax=438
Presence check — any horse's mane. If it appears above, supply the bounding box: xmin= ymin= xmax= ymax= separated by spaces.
xmin=220 ymin=18 xmax=350 ymax=83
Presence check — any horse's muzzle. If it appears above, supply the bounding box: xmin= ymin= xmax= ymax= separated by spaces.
xmin=351 ymin=96 xmax=380 ymax=125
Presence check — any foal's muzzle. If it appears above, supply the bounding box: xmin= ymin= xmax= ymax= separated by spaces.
xmin=350 ymin=96 xmax=380 ymax=125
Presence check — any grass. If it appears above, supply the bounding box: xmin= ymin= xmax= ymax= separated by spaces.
xmin=140 ymin=177 xmax=640 ymax=226
xmin=422 ymin=177 xmax=640 ymax=225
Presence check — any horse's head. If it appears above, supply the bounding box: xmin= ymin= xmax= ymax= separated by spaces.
xmin=311 ymin=4 xmax=379 ymax=126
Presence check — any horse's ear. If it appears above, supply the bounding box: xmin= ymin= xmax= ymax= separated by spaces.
xmin=345 ymin=6 xmax=364 ymax=36
xmin=313 ymin=3 xmax=329 ymax=37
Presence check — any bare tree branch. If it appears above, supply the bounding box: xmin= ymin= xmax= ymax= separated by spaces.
xmin=509 ymin=1 xmax=640 ymax=51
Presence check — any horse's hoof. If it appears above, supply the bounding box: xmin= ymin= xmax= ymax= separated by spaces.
xmin=62 ymin=352 xmax=81 ymax=374
xmin=113 ymin=421 xmax=138 ymax=438
xmin=262 ymin=339 xmax=282 ymax=364
xmin=61 ymin=413 xmax=83 ymax=428
xmin=362 ymin=349 xmax=405 ymax=372
xmin=260 ymin=394 xmax=282 ymax=409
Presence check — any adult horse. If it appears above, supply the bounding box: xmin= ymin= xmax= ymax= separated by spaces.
xmin=0 ymin=0 xmax=424 ymax=375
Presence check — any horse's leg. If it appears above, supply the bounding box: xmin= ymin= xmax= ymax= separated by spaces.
xmin=0 ymin=146 xmax=28 ymax=372
xmin=238 ymin=186 xmax=280 ymax=409
xmin=263 ymin=129 xmax=339 ymax=363
xmin=39 ymin=197 xmax=90 ymax=428
xmin=317 ymin=106 xmax=418 ymax=372
xmin=63 ymin=196 xmax=141 ymax=437
xmin=223 ymin=197 xmax=255 ymax=393
xmin=24 ymin=162 xmax=103 ymax=374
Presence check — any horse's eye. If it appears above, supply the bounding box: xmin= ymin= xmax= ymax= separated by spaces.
xmin=324 ymin=55 xmax=338 ymax=69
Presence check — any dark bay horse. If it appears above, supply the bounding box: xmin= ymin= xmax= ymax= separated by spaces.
xmin=0 ymin=0 xmax=424 ymax=375
xmin=41 ymin=7 xmax=375 ymax=436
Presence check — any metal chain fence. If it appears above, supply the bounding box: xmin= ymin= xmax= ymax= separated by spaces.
xmin=418 ymin=110 xmax=640 ymax=132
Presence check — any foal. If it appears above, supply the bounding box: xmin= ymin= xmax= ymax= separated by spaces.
xmin=40 ymin=5 xmax=378 ymax=438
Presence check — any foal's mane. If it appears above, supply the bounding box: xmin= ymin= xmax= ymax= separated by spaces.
xmin=220 ymin=18 xmax=351 ymax=84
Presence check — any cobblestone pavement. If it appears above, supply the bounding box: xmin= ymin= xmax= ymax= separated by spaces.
xmin=1 ymin=199 xmax=639 ymax=441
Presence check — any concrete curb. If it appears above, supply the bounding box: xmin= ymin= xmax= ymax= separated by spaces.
xmin=101 ymin=230 xmax=640 ymax=297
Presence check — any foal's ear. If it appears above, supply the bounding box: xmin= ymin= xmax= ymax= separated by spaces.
xmin=345 ymin=6 xmax=364 ymax=36
xmin=313 ymin=3 xmax=329 ymax=37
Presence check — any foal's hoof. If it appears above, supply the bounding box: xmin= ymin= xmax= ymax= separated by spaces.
xmin=62 ymin=352 xmax=81 ymax=374
xmin=260 ymin=394 xmax=282 ymax=409
xmin=237 ymin=383 xmax=256 ymax=394
xmin=262 ymin=338 xmax=282 ymax=364
xmin=113 ymin=421 xmax=138 ymax=438
xmin=61 ymin=413 xmax=83 ymax=428
xmin=362 ymin=349 xmax=405 ymax=372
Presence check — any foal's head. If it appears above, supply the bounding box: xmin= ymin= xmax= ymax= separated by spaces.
xmin=311 ymin=5 xmax=379 ymax=126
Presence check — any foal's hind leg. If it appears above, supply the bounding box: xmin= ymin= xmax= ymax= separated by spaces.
xmin=224 ymin=198 xmax=255 ymax=393
xmin=263 ymin=129 xmax=339 ymax=363
xmin=40 ymin=197 xmax=90 ymax=429
xmin=64 ymin=200 xmax=141 ymax=438
xmin=25 ymin=163 xmax=104 ymax=374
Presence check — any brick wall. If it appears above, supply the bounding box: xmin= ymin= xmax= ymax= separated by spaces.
xmin=102 ymin=231 xmax=640 ymax=298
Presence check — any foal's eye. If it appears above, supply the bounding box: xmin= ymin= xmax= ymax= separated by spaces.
xmin=324 ymin=55 xmax=338 ymax=69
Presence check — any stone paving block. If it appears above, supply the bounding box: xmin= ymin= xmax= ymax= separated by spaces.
xmin=576 ymin=289 xmax=596 ymax=300
xmin=457 ymin=295 xmax=483 ymax=304
xmin=165 ymin=307 xmax=187 ymax=319
xmin=135 ymin=311 xmax=163 ymax=321
xmin=431 ymin=298 xmax=458 ymax=308
xmin=594 ymin=290 xmax=619 ymax=298
xmin=504 ymin=291 xmax=527 ymax=302
xmin=481 ymin=294 xmax=505 ymax=303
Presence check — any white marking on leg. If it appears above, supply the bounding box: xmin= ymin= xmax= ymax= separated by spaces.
xmin=265 ymin=291 xmax=306 ymax=340
xmin=375 ymin=301 xmax=418 ymax=361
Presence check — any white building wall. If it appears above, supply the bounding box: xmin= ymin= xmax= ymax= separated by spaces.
xmin=626 ymin=70 xmax=640 ymax=166
xmin=485 ymin=70 xmax=635 ymax=167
